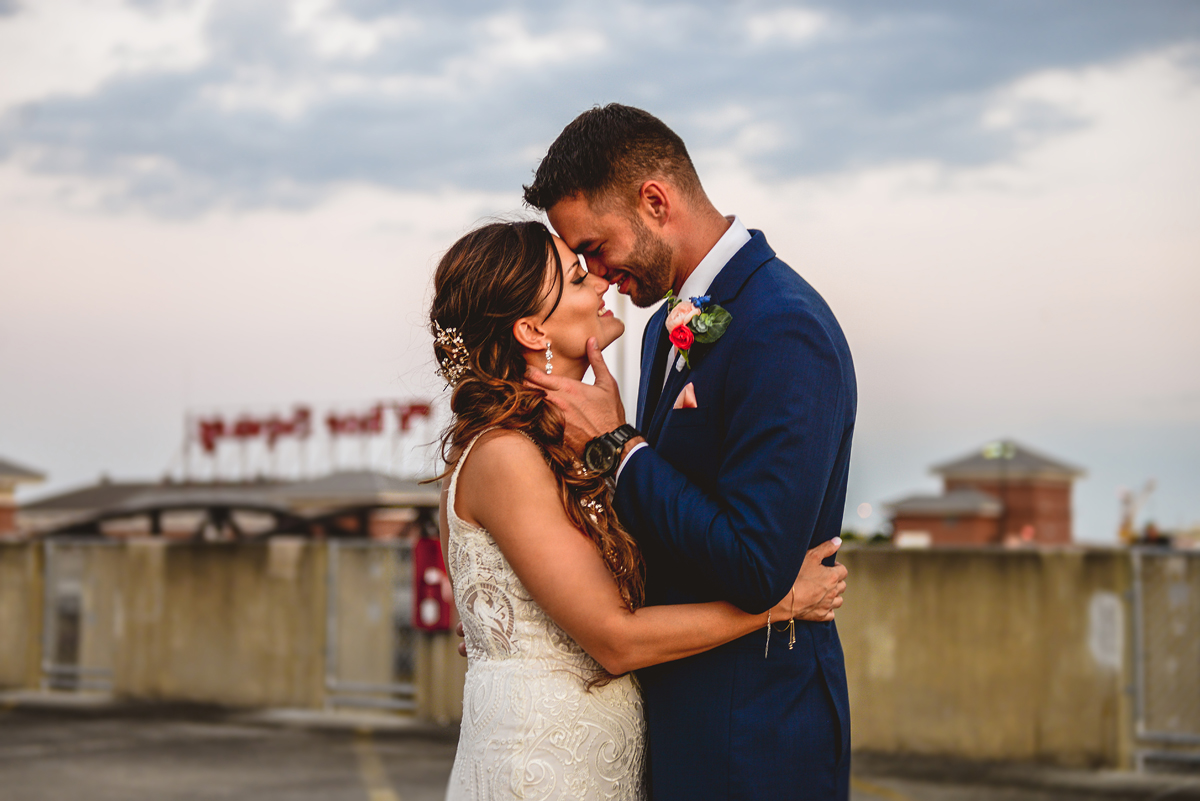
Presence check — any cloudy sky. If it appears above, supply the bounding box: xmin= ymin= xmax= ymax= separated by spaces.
xmin=1 ymin=0 xmax=1198 ymax=540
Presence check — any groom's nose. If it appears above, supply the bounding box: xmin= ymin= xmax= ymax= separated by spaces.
xmin=582 ymin=256 xmax=612 ymax=281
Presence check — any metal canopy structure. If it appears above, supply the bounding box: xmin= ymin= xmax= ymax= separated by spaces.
xmin=0 ymin=455 xmax=46 ymax=483
xmin=31 ymin=471 xmax=439 ymax=541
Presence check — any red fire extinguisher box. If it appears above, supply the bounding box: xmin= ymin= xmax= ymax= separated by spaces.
xmin=412 ymin=536 xmax=451 ymax=632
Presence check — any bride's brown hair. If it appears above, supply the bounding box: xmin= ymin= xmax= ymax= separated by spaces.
xmin=430 ymin=220 xmax=644 ymax=611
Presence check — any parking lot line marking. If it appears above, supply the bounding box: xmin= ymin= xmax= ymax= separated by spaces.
xmin=850 ymin=776 xmax=915 ymax=801
xmin=354 ymin=730 xmax=401 ymax=801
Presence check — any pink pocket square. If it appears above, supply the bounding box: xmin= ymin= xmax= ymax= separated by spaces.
xmin=673 ymin=383 xmax=697 ymax=410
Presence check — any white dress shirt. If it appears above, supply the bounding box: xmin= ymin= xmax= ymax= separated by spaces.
xmin=616 ymin=215 xmax=752 ymax=483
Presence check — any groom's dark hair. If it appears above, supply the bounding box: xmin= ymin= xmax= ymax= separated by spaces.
xmin=523 ymin=104 xmax=703 ymax=212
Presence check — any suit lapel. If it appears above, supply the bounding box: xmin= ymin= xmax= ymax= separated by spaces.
xmin=636 ymin=303 xmax=669 ymax=431
xmin=642 ymin=231 xmax=778 ymax=443
xmin=647 ymin=351 xmax=690 ymax=443
xmin=705 ymin=230 xmax=775 ymax=307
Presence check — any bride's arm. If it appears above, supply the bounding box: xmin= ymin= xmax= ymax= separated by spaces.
xmin=457 ymin=431 xmax=827 ymax=676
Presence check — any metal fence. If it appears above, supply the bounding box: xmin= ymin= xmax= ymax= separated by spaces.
xmin=1132 ymin=548 xmax=1200 ymax=770
xmin=324 ymin=539 xmax=417 ymax=712
xmin=40 ymin=539 xmax=120 ymax=692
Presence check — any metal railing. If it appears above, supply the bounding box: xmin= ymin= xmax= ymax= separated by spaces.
xmin=324 ymin=539 xmax=417 ymax=712
xmin=40 ymin=539 xmax=119 ymax=692
xmin=1131 ymin=548 xmax=1200 ymax=770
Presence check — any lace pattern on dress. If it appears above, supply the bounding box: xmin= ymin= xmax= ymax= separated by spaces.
xmin=444 ymin=429 xmax=646 ymax=801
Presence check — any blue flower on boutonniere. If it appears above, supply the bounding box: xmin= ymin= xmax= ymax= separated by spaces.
xmin=664 ymin=291 xmax=732 ymax=368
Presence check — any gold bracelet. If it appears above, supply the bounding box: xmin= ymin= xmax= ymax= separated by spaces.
xmin=764 ymin=609 xmax=772 ymax=658
xmin=788 ymin=588 xmax=796 ymax=651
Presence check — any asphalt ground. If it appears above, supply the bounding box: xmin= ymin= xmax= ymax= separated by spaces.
xmin=2 ymin=697 xmax=1199 ymax=801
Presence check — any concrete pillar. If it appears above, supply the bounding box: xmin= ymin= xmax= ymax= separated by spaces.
xmin=0 ymin=543 xmax=43 ymax=689
xmin=416 ymin=632 xmax=466 ymax=723
xmin=112 ymin=539 xmax=168 ymax=698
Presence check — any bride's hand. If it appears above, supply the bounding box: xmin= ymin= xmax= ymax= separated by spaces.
xmin=771 ymin=538 xmax=848 ymax=623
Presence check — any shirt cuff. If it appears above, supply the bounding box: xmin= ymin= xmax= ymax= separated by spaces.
xmin=614 ymin=442 xmax=649 ymax=485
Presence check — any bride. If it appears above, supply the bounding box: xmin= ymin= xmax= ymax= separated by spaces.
xmin=431 ymin=220 xmax=846 ymax=801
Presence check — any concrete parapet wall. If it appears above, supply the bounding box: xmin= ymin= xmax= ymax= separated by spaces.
xmin=0 ymin=543 xmax=42 ymax=689
xmin=0 ymin=541 xmax=1157 ymax=767
xmin=113 ymin=540 xmax=327 ymax=708
xmin=837 ymin=547 xmax=1132 ymax=767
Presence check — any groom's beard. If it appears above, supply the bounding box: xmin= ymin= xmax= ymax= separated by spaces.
xmin=624 ymin=215 xmax=675 ymax=308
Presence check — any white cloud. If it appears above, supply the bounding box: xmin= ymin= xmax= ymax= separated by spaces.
xmin=475 ymin=13 xmax=607 ymax=70
xmin=745 ymin=7 xmax=827 ymax=46
xmin=289 ymin=0 xmax=419 ymax=60
xmin=186 ymin=7 xmax=607 ymax=118
xmin=0 ymin=0 xmax=211 ymax=112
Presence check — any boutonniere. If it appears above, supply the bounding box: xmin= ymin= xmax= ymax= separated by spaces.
xmin=664 ymin=291 xmax=732 ymax=368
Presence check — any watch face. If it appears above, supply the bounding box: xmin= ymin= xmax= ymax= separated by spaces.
xmin=585 ymin=439 xmax=617 ymax=474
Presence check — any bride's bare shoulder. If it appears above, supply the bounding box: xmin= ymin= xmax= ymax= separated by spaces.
xmin=459 ymin=429 xmax=551 ymax=484
xmin=454 ymin=429 xmax=555 ymax=526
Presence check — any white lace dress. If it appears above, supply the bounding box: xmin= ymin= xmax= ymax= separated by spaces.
xmin=444 ymin=433 xmax=647 ymax=801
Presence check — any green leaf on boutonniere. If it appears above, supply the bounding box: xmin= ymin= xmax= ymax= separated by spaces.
xmin=691 ymin=305 xmax=730 ymax=344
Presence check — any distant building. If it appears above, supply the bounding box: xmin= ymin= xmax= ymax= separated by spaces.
xmin=886 ymin=440 xmax=1085 ymax=547
xmin=18 ymin=471 xmax=439 ymax=541
xmin=0 ymin=456 xmax=45 ymax=536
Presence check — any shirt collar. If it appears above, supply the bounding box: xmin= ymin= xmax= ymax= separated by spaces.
xmin=677 ymin=215 xmax=751 ymax=302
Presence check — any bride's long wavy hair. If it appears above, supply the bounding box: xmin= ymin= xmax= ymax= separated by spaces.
xmin=430 ymin=220 xmax=645 ymax=612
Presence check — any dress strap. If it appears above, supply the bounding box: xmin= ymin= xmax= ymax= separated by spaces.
xmin=448 ymin=427 xmax=549 ymax=526
xmin=446 ymin=427 xmax=498 ymax=526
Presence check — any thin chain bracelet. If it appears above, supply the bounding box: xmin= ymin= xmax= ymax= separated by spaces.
xmin=764 ymin=590 xmax=799 ymax=658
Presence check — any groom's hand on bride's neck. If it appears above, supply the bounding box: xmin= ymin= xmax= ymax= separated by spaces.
xmin=526 ymin=338 xmax=640 ymax=457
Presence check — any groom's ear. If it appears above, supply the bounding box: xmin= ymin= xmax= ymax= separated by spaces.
xmin=512 ymin=317 xmax=547 ymax=352
xmin=637 ymin=180 xmax=672 ymax=227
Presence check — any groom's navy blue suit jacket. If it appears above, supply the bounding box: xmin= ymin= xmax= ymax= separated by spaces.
xmin=614 ymin=231 xmax=855 ymax=801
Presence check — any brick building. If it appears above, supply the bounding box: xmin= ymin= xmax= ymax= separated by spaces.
xmin=0 ymin=456 xmax=44 ymax=536
xmin=886 ymin=440 xmax=1084 ymax=547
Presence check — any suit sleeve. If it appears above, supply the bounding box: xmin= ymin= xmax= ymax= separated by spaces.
xmin=614 ymin=305 xmax=849 ymax=614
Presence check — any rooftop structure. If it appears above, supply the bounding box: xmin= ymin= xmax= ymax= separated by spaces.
xmin=887 ymin=439 xmax=1085 ymax=547
xmin=0 ymin=455 xmax=45 ymax=535
xmin=932 ymin=441 xmax=1085 ymax=482
xmin=18 ymin=471 xmax=439 ymax=541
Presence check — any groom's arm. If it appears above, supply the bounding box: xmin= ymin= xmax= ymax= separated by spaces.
xmin=614 ymin=306 xmax=851 ymax=614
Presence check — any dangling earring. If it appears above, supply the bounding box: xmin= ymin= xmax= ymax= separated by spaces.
xmin=545 ymin=341 xmax=553 ymax=374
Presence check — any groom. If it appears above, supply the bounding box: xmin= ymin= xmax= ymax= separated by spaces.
xmin=526 ymin=105 xmax=856 ymax=800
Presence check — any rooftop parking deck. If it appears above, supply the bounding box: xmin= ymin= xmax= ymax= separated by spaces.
xmin=3 ymin=695 xmax=1199 ymax=801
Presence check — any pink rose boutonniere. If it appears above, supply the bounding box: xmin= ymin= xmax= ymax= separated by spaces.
xmin=664 ymin=291 xmax=732 ymax=368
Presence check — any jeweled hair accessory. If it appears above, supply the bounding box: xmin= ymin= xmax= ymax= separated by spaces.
xmin=433 ymin=320 xmax=470 ymax=385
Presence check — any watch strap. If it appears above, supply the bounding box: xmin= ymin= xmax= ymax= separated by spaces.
xmin=606 ymin=424 xmax=639 ymax=448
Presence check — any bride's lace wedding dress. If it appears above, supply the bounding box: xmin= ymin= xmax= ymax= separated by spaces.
xmin=444 ymin=433 xmax=646 ymax=801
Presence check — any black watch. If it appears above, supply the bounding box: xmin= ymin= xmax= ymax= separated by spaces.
xmin=583 ymin=424 xmax=641 ymax=477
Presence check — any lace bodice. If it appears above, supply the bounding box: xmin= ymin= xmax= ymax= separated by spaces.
xmin=447 ymin=433 xmax=600 ymax=678
xmin=444 ymin=430 xmax=645 ymax=801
